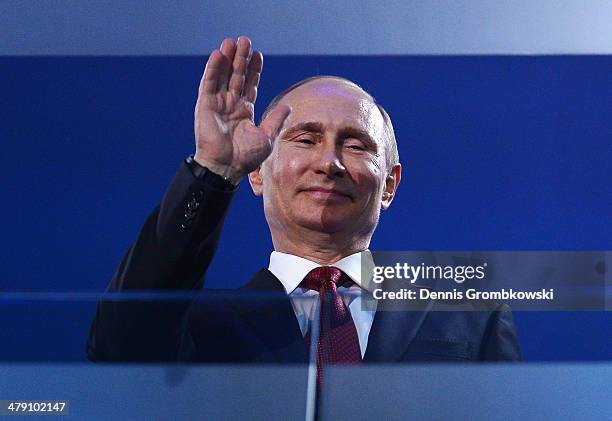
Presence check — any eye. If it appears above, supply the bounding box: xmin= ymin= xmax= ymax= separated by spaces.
xmin=296 ymin=138 xmax=315 ymax=145
xmin=345 ymin=142 xmax=365 ymax=151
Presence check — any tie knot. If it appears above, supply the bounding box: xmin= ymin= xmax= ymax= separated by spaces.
xmin=300 ymin=266 xmax=347 ymax=292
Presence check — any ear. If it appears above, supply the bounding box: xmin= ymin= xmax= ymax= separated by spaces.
xmin=381 ymin=163 xmax=401 ymax=210
xmin=248 ymin=166 xmax=264 ymax=196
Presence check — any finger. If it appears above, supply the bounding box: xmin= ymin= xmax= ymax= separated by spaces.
xmin=218 ymin=38 xmax=237 ymax=91
xmin=198 ymin=49 xmax=224 ymax=95
xmin=260 ymin=104 xmax=292 ymax=141
xmin=228 ymin=36 xmax=252 ymax=95
xmin=244 ymin=50 xmax=263 ymax=103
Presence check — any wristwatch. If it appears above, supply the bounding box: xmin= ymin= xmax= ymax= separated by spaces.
xmin=184 ymin=155 xmax=237 ymax=191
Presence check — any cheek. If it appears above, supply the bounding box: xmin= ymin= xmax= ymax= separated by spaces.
xmin=263 ymin=151 xmax=306 ymax=198
xmin=348 ymin=161 xmax=384 ymax=196
xmin=272 ymin=150 xmax=309 ymax=183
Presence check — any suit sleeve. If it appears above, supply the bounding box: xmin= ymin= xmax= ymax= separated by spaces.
xmin=87 ymin=161 xmax=236 ymax=361
xmin=479 ymin=304 xmax=523 ymax=361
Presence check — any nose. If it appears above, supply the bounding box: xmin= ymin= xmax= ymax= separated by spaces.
xmin=315 ymin=144 xmax=346 ymax=177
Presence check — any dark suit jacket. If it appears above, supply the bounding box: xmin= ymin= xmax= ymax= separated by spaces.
xmin=87 ymin=162 xmax=522 ymax=363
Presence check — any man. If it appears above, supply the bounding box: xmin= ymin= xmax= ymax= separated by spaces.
xmin=88 ymin=36 xmax=521 ymax=364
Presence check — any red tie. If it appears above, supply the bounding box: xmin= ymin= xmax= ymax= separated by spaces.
xmin=300 ymin=266 xmax=361 ymax=386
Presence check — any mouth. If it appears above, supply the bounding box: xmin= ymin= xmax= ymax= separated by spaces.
xmin=300 ymin=187 xmax=352 ymax=202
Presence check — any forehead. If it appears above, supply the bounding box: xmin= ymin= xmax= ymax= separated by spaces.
xmin=278 ymin=80 xmax=385 ymax=137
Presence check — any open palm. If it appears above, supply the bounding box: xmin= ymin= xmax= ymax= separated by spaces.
xmin=194 ymin=37 xmax=290 ymax=184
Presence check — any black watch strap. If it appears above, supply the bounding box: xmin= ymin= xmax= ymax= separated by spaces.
xmin=185 ymin=155 xmax=237 ymax=191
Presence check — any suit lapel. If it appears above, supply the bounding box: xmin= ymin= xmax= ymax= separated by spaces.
xmin=226 ymin=269 xmax=433 ymax=363
xmin=228 ymin=268 xmax=308 ymax=363
xmin=363 ymin=283 xmax=434 ymax=362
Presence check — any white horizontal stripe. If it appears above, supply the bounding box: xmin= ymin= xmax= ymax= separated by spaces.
xmin=2 ymin=0 xmax=612 ymax=55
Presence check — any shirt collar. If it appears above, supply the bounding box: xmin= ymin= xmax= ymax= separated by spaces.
xmin=268 ymin=250 xmax=375 ymax=294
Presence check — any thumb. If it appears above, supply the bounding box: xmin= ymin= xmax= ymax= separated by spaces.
xmin=260 ymin=104 xmax=291 ymax=141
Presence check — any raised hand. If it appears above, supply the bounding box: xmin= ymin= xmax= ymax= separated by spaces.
xmin=193 ymin=36 xmax=291 ymax=185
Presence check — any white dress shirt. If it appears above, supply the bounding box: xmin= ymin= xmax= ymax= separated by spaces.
xmin=268 ymin=251 xmax=376 ymax=358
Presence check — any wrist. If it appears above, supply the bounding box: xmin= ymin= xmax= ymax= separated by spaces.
xmin=192 ymin=153 xmax=243 ymax=186
xmin=186 ymin=155 xmax=239 ymax=190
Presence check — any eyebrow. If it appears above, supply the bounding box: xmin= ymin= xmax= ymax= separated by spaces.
xmin=337 ymin=127 xmax=377 ymax=151
xmin=282 ymin=122 xmax=324 ymax=139
xmin=282 ymin=121 xmax=378 ymax=151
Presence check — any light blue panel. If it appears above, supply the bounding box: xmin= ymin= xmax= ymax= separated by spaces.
xmin=2 ymin=364 xmax=612 ymax=420
xmin=0 ymin=364 xmax=309 ymax=420
xmin=2 ymin=0 xmax=612 ymax=55
xmin=324 ymin=364 xmax=612 ymax=420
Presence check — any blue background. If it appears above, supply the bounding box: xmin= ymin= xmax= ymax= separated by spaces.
xmin=1 ymin=56 xmax=611 ymax=361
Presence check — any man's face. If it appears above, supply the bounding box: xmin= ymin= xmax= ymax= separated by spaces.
xmin=250 ymin=79 xmax=399 ymax=243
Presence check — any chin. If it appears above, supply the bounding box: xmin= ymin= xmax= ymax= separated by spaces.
xmin=294 ymin=213 xmax=353 ymax=234
xmin=295 ymin=210 xmax=358 ymax=234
